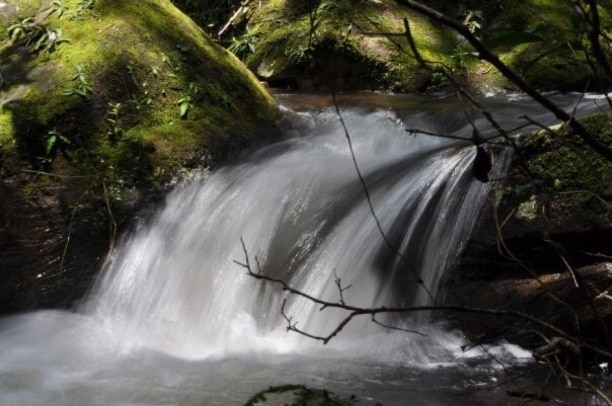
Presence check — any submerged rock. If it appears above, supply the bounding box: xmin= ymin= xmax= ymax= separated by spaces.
xmin=0 ymin=0 xmax=279 ymax=313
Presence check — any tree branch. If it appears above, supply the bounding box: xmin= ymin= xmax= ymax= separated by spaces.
xmin=235 ymin=239 xmax=610 ymax=353
xmin=395 ymin=0 xmax=612 ymax=161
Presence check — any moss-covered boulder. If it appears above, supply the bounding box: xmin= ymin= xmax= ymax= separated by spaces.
xmin=471 ymin=0 xmax=612 ymax=91
xmin=502 ymin=112 xmax=612 ymax=234
xmin=231 ymin=0 xmax=461 ymax=92
xmin=0 ymin=0 xmax=279 ymax=313
xmin=220 ymin=0 xmax=610 ymax=92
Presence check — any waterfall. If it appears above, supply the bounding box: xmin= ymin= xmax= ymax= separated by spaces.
xmin=82 ymin=100 xmax=508 ymax=359
xmin=9 ymin=94 xmax=587 ymax=405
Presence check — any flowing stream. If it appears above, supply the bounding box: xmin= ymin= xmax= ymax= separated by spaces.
xmin=0 ymin=92 xmax=609 ymax=405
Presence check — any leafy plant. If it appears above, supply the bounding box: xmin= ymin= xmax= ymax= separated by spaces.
xmin=129 ymin=92 xmax=153 ymax=112
xmin=7 ymin=18 xmax=70 ymax=54
xmin=62 ymin=66 xmax=92 ymax=98
xmin=228 ymin=28 xmax=258 ymax=59
xmin=148 ymin=65 xmax=161 ymax=78
xmin=285 ymin=44 xmax=311 ymax=64
xmin=50 ymin=0 xmax=67 ymax=19
xmin=161 ymin=53 xmax=181 ymax=78
xmin=176 ymin=95 xmax=192 ymax=119
xmin=106 ymin=102 xmax=123 ymax=145
xmin=176 ymin=82 xmax=201 ymax=119
xmin=462 ymin=9 xmax=483 ymax=34
xmin=449 ymin=45 xmax=472 ymax=74
xmin=38 ymin=129 xmax=70 ymax=164
xmin=124 ymin=65 xmax=153 ymax=112
xmin=69 ymin=0 xmax=96 ymax=20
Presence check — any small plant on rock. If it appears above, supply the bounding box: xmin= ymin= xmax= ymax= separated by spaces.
xmin=8 ymin=18 xmax=70 ymax=54
xmin=106 ymin=102 xmax=124 ymax=145
xmin=62 ymin=66 xmax=92 ymax=98
xmin=176 ymin=82 xmax=201 ymax=119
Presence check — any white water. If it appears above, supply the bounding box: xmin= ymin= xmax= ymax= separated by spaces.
xmin=2 ymin=93 xmax=607 ymax=405
xmin=84 ymin=104 xmax=500 ymax=359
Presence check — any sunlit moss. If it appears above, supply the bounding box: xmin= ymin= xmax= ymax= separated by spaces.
xmin=0 ymin=0 xmax=278 ymax=173
xmin=243 ymin=0 xmax=458 ymax=91
xmin=489 ymin=0 xmax=612 ymax=90
xmin=0 ymin=0 xmax=279 ymax=233
xmin=508 ymin=113 xmax=612 ymax=227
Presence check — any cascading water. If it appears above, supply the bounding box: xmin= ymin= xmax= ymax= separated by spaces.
xmin=85 ymin=100 xmax=504 ymax=359
xmin=1 ymin=93 xmax=606 ymax=405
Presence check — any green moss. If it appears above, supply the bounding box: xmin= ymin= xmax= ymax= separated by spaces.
xmin=0 ymin=112 xmax=13 ymax=147
xmin=509 ymin=113 xmax=612 ymax=226
xmin=1 ymin=0 xmax=276 ymax=154
xmin=491 ymin=0 xmax=612 ymax=90
xmin=0 ymin=0 xmax=279 ymax=231
xmin=0 ymin=0 xmax=41 ymax=32
xmin=242 ymin=0 xmax=459 ymax=91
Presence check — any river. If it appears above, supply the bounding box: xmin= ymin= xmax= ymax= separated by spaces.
xmin=0 ymin=92 xmax=609 ymax=405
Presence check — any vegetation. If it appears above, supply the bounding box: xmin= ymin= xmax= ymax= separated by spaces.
xmin=0 ymin=0 xmax=278 ymax=312
xmin=216 ymin=0 xmax=610 ymax=403
xmin=172 ymin=0 xmax=609 ymax=92
xmin=0 ymin=0 xmax=610 ymax=403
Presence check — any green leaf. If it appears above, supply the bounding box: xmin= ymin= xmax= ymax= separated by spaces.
xmin=481 ymin=27 xmax=544 ymax=49
xmin=57 ymin=134 xmax=70 ymax=144
xmin=45 ymin=134 xmax=57 ymax=156
xmin=178 ymin=100 xmax=190 ymax=119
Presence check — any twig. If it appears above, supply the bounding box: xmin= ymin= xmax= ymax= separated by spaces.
xmin=21 ymin=169 xmax=92 ymax=178
xmin=565 ymin=369 xmax=612 ymax=406
xmin=100 ymin=179 xmax=117 ymax=270
xmin=333 ymin=269 xmax=352 ymax=305
xmin=403 ymin=18 xmax=533 ymax=176
xmin=506 ymin=390 xmax=550 ymax=402
xmin=492 ymin=196 xmax=583 ymax=336
xmin=405 ymin=128 xmax=469 ymax=142
xmin=236 ymin=239 xmax=587 ymax=346
xmin=218 ymin=0 xmax=252 ymax=38
xmin=396 ymin=0 xmax=612 ymax=161
xmin=370 ymin=315 xmax=427 ymax=337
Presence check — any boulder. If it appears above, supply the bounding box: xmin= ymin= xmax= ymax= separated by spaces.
xmin=238 ymin=0 xmax=459 ymax=91
xmin=0 ymin=0 xmax=279 ymax=313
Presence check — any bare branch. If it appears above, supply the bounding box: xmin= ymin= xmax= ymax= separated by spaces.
xmin=235 ymin=240 xmax=604 ymax=350
xmin=584 ymin=0 xmax=612 ymax=83
xmin=370 ymin=315 xmax=427 ymax=337
xmin=100 ymin=179 xmax=118 ymax=271
xmin=218 ymin=0 xmax=252 ymax=38
xmin=333 ymin=269 xmax=352 ymax=305
xmin=395 ymin=0 xmax=612 ymax=161
xmin=565 ymin=369 xmax=612 ymax=406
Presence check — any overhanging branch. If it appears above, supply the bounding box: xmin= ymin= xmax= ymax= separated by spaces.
xmin=395 ymin=0 xmax=612 ymax=161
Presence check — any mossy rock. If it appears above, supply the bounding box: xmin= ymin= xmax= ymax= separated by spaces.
xmin=0 ymin=0 xmax=279 ymax=313
xmin=502 ymin=112 xmax=612 ymax=234
xmin=235 ymin=0 xmax=460 ymax=92
xmin=478 ymin=0 xmax=612 ymax=91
